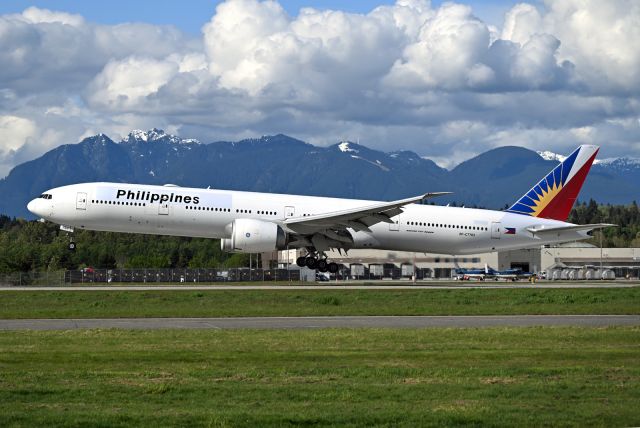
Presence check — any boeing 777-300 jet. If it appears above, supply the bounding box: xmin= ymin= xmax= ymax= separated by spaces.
xmin=27 ymin=145 xmax=613 ymax=273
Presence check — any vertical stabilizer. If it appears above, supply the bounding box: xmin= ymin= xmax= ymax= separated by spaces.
xmin=506 ymin=145 xmax=599 ymax=221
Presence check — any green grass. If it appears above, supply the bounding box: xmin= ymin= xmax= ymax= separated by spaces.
xmin=0 ymin=327 xmax=638 ymax=427
xmin=0 ymin=288 xmax=639 ymax=319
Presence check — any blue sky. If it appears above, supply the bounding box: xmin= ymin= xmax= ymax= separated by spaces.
xmin=0 ymin=0 xmax=637 ymax=176
xmin=1 ymin=0 xmax=520 ymax=33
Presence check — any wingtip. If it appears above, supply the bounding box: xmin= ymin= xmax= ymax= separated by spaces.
xmin=423 ymin=192 xmax=453 ymax=199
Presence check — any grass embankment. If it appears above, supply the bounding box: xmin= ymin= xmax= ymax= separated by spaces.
xmin=1 ymin=327 xmax=638 ymax=427
xmin=0 ymin=288 xmax=638 ymax=319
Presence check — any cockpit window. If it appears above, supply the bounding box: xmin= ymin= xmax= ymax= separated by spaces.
xmin=39 ymin=194 xmax=52 ymax=199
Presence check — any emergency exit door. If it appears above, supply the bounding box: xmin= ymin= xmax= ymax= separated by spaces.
xmin=76 ymin=192 xmax=87 ymax=210
xmin=491 ymin=222 xmax=502 ymax=239
xmin=284 ymin=206 xmax=295 ymax=219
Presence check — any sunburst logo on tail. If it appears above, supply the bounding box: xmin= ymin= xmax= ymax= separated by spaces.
xmin=528 ymin=176 xmax=563 ymax=217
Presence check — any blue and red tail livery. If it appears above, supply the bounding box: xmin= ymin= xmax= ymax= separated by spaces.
xmin=506 ymin=145 xmax=599 ymax=221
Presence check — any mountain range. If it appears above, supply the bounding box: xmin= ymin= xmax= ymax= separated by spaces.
xmin=1 ymin=129 xmax=638 ymax=219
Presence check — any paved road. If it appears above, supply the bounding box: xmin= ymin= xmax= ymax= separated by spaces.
xmin=1 ymin=315 xmax=638 ymax=330
xmin=1 ymin=282 xmax=638 ymax=291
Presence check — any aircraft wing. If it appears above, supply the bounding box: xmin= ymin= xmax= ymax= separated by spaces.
xmin=526 ymin=223 xmax=616 ymax=236
xmin=282 ymin=192 xmax=451 ymax=250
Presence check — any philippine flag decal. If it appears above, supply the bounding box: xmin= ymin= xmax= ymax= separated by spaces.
xmin=505 ymin=227 xmax=516 ymax=235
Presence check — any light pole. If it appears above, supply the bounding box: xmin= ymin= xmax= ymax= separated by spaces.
xmin=599 ymin=230 xmax=603 ymax=279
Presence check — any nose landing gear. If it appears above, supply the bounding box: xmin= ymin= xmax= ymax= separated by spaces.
xmin=60 ymin=225 xmax=76 ymax=251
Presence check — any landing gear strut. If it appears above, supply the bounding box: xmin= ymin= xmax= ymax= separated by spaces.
xmin=60 ymin=225 xmax=76 ymax=252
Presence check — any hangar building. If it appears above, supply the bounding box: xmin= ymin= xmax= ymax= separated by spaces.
xmin=266 ymin=244 xmax=640 ymax=280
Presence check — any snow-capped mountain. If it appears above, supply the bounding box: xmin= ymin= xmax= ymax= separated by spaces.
xmin=596 ymin=157 xmax=640 ymax=169
xmin=122 ymin=128 xmax=201 ymax=145
xmin=537 ymin=151 xmax=567 ymax=162
xmin=1 ymin=131 xmax=638 ymax=219
xmin=537 ymin=150 xmax=640 ymax=168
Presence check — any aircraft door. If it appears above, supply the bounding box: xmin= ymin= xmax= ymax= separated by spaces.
xmin=491 ymin=222 xmax=501 ymax=239
xmin=76 ymin=192 xmax=87 ymax=210
xmin=389 ymin=215 xmax=400 ymax=231
xmin=284 ymin=206 xmax=295 ymax=220
xmin=159 ymin=202 xmax=169 ymax=215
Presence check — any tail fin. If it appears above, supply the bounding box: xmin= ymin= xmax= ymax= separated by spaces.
xmin=506 ymin=145 xmax=599 ymax=221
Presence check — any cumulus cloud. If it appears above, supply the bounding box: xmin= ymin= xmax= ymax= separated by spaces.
xmin=386 ymin=4 xmax=491 ymax=89
xmin=542 ymin=0 xmax=640 ymax=93
xmin=20 ymin=6 xmax=86 ymax=26
xmin=0 ymin=0 xmax=639 ymax=179
xmin=501 ymin=3 xmax=541 ymax=44
xmin=0 ymin=7 xmax=198 ymax=94
xmin=0 ymin=115 xmax=37 ymax=176
xmin=0 ymin=116 xmax=36 ymax=153
xmin=88 ymin=57 xmax=181 ymax=109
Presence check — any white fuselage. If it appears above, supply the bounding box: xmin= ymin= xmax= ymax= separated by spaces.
xmin=27 ymin=182 xmax=591 ymax=255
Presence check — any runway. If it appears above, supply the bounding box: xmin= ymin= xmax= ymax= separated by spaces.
xmin=1 ymin=315 xmax=638 ymax=330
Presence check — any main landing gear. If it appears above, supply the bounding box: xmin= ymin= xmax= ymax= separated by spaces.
xmin=296 ymin=255 xmax=339 ymax=273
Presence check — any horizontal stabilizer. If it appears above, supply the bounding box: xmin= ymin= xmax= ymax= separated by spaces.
xmin=526 ymin=223 xmax=616 ymax=236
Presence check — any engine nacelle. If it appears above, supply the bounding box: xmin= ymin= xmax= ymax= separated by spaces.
xmin=220 ymin=219 xmax=287 ymax=253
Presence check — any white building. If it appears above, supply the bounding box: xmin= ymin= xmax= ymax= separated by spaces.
xmin=265 ymin=244 xmax=640 ymax=279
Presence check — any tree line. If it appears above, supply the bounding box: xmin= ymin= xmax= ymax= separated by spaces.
xmin=1 ymin=200 xmax=638 ymax=273
xmin=568 ymin=200 xmax=640 ymax=248
xmin=0 ymin=216 xmax=249 ymax=273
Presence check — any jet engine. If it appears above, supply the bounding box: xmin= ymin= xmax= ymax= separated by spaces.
xmin=220 ymin=219 xmax=287 ymax=253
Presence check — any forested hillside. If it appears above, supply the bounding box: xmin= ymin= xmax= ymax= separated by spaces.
xmin=1 ymin=201 xmax=638 ymax=273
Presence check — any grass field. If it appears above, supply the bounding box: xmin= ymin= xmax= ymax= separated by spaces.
xmin=0 ymin=287 xmax=639 ymax=319
xmin=0 ymin=327 xmax=638 ymax=427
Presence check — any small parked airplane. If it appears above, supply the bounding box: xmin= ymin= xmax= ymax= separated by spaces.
xmin=455 ymin=265 xmax=534 ymax=281
xmin=454 ymin=265 xmax=495 ymax=281
xmin=28 ymin=145 xmax=613 ymax=273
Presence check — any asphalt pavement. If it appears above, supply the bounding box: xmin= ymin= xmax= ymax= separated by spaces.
xmin=1 ymin=315 xmax=638 ymax=330
xmin=1 ymin=281 xmax=638 ymax=291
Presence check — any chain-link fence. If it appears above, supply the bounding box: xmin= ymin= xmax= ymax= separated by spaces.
xmin=64 ymin=268 xmax=305 ymax=284
xmin=1 ymin=268 xmax=306 ymax=286
xmin=0 ymin=271 xmax=66 ymax=286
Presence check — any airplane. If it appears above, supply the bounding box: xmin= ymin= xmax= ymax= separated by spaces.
xmin=455 ymin=265 xmax=534 ymax=281
xmin=27 ymin=144 xmax=614 ymax=273
xmin=494 ymin=267 xmax=534 ymax=281
xmin=454 ymin=265 xmax=495 ymax=281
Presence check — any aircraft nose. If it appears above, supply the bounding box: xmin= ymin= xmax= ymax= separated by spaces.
xmin=27 ymin=198 xmax=43 ymax=217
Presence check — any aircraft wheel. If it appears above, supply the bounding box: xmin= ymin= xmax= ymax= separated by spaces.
xmin=68 ymin=242 xmax=76 ymax=251
xmin=305 ymin=257 xmax=318 ymax=269
xmin=317 ymin=259 xmax=328 ymax=272
xmin=296 ymin=256 xmax=307 ymax=267
xmin=328 ymin=262 xmax=339 ymax=274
